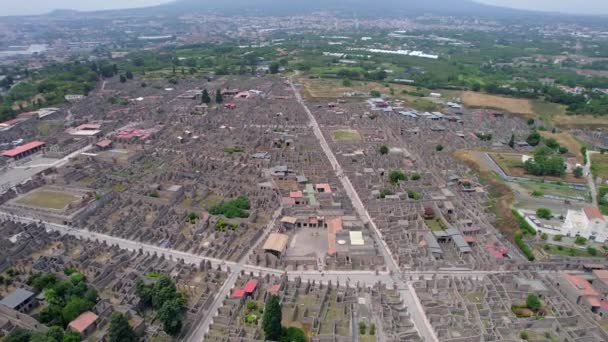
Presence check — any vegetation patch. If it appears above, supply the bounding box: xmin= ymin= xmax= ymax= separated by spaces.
xmin=331 ymin=129 xmax=361 ymax=141
xmin=209 ymin=195 xmax=251 ymax=218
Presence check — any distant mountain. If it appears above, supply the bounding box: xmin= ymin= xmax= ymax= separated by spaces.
xmin=149 ymin=0 xmax=522 ymax=17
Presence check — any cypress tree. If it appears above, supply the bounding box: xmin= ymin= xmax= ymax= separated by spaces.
xmin=263 ymin=295 xmax=282 ymax=341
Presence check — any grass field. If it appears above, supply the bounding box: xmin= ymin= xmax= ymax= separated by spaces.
xmin=489 ymin=152 xmax=587 ymax=184
xmin=425 ymin=218 xmax=446 ymax=231
xmin=516 ymin=180 xmax=589 ymax=201
xmin=535 ymin=243 xmax=600 ymax=258
xmin=298 ymin=77 xmax=415 ymax=99
xmin=591 ymin=153 xmax=608 ymax=181
xmin=331 ymin=129 xmax=361 ymax=141
xmin=530 ymin=100 xmax=567 ymax=122
xmin=17 ymin=190 xmax=80 ymax=209
xmin=462 ymin=92 xmax=534 ymax=116
xmin=539 ymin=131 xmax=584 ymax=163
xmin=552 ymin=114 xmax=608 ymax=129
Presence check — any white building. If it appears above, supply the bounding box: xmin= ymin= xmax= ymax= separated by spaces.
xmin=562 ymin=207 xmax=608 ymax=243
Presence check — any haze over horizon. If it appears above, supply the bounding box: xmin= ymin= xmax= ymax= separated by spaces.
xmin=1 ymin=0 xmax=608 ymax=16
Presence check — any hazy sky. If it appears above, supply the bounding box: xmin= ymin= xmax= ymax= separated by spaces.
xmin=478 ymin=0 xmax=608 ymax=15
xmin=1 ymin=0 xmax=608 ymax=16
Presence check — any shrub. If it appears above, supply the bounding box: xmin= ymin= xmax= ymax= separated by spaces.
xmin=370 ymin=90 xmax=381 ymax=97
xmin=536 ymin=208 xmax=552 ymax=220
xmin=540 ymin=233 xmax=548 ymax=240
xmin=520 ymin=331 xmax=529 ymax=340
xmin=388 ymin=170 xmax=406 ymax=185
xmin=515 ymin=232 xmax=535 ymax=261
xmin=531 ymin=190 xmax=544 ymax=197
xmin=378 ymin=189 xmax=394 ymax=199
xmin=379 ymin=145 xmax=389 ymax=155
xmin=587 ymin=246 xmax=598 ymax=256
xmin=526 ymin=294 xmax=541 ymax=311
xmin=553 ymin=234 xmax=563 ymax=241
xmin=359 ymin=322 xmax=366 ymax=335
xmin=435 ymin=144 xmax=444 ymax=151
xmin=411 ymin=173 xmax=421 ymax=181
xmin=575 ymin=236 xmax=587 ymax=245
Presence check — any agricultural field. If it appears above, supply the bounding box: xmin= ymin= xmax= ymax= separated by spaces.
xmin=17 ymin=190 xmax=81 ymax=210
xmin=462 ymin=91 xmax=534 ymax=116
xmin=591 ymin=153 xmax=608 ymax=181
xmin=331 ymin=129 xmax=362 ymax=141
xmin=551 ymin=114 xmax=608 ymax=129
xmin=298 ymin=78 xmax=415 ymax=99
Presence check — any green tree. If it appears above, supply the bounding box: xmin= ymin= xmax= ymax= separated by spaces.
xmin=435 ymin=144 xmax=444 ymax=152
xmin=587 ymin=246 xmax=599 ymax=256
xmin=62 ymin=297 xmax=93 ymax=324
xmin=281 ymin=327 xmax=306 ymax=342
xmin=575 ymin=236 xmax=587 ymax=245
xmin=201 ymin=89 xmax=211 ymax=104
xmin=526 ymin=131 xmax=541 ymax=146
xmin=108 ymin=313 xmax=137 ymax=342
xmin=574 ymin=166 xmax=584 ymax=178
xmin=126 ymin=71 xmax=134 ymax=80
xmin=62 ymin=331 xmax=81 ymax=342
xmin=388 ymin=170 xmax=406 ymax=185
xmin=269 ymin=62 xmax=280 ymax=74
xmin=536 ymin=208 xmax=552 ymax=219
xmin=379 ymin=145 xmax=389 ymax=155
xmin=4 ymin=328 xmax=32 ymax=342
xmin=544 ymin=138 xmax=560 ymax=150
xmin=553 ymin=234 xmax=563 ymax=241
xmin=508 ymin=133 xmax=515 ymax=149
xmin=359 ymin=322 xmax=366 ymax=335
xmin=119 ymin=75 xmax=127 ymax=83
xmin=540 ymin=232 xmax=548 ymax=240
xmin=342 ymin=79 xmax=352 ymax=87
xmin=158 ymin=299 xmax=183 ymax=336
xmin=370 ymin=90 xmax=381 ymax=97
xmin=263 ymin=295 xmax=282 ymax=341
xmin=215 ymin=89 xmax=223 ymax=104
xmin=526 ymin=294 xmax=541 ymax=311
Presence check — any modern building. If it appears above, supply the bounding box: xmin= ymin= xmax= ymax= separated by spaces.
xmin=561 ymin=207 xmax=608 ymax=243
xmin=0 ymin=288 xmax=37 ymax=313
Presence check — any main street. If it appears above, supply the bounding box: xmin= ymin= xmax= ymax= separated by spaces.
xmin=288 ymin=78 xmax=438 ymax=342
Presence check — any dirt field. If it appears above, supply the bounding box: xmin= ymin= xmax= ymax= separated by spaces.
xmin=17 ymin=190 xmax=80 ymax=209
xmin=539 ymin=131 xmax=584 ymax=163
xmin=552 ymin=115 xmax=608 ymax=129
xmin=462 ymin=91 xmax=534 ymax=116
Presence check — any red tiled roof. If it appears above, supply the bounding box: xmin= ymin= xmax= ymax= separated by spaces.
xmin=289 ymin=191 xmax=303 ymax=198
xmin=232 ymin=289 xmax=246 ymax=298
xmin=585 ymin=295 xmax=601 ymax=307
xmin=243 ymin=280 xmax=258 ymax=293
xmin=563 ymin=273 xmax=599 ymax=297
xmin=584 ymin=207 xmax=604 ymax=221
xmin=68 ymin=311 xmax=98 ymax=333
xmin=269 ymin=284 xmax=281 ymax=295
xmin=96 ymin=139 xmax=112 ymax=148
xmin=2 ymin=141 xmax=45 ymax=157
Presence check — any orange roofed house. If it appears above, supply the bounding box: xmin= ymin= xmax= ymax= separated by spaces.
xmin=68 ymin=311 xmax=98 ymax=337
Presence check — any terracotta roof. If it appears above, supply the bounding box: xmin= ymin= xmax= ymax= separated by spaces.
xmin=315 ymin=183 xmax=332 ymax=193
xmin=289 ymin=191 xmax=303 ymax=198
xmin=68 ymin=311 xmax=98 ymax=333
xmin=2 ymin=141 xmax=45 ymax=157
xmin=263 ymin=233 xmax=289 ymax=253
xmin=593 ymin=270 xmax=608 ymax=286
xmin=584 ymin=207 xmax=604 ymax=221
xmin=280 ymin=216 xmax=297 ymax=225
xmin=95 ymin=139 xmax=112 ymax=148
xmin=327 ymin=217 xmax=343 ymax=255
xmin=232 ymin=289 xmax=246 ymax=298
xmin=269 ymin=284 xmax=281 ymax=295
xmin=243 ymin=280 xmax=258 ymax=293
xmin=585 ymin=295 xmax=601 ymax=307
xmin=562 ymin=273 xmax=599 ymax=296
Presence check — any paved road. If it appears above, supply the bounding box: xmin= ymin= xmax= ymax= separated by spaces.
xmin=288 ymin=78 xmax=400 ymax=275
xmin=587 ymin=150 xmax=599 ymax=206
xmin=287 ymin=78 xmax=438 ymax=341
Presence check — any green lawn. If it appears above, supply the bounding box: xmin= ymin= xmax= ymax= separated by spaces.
xmin=530 ymin=100 xmax=566 ymax=122
xmin=425 ymin=218 xmax=446 ymax=231
xmin=535 ymin=243 xmax=601 ymax=258
xmin=332 ymin=129 xmax=361 ymax=141
xmin=591 ymin=153 xmax=608 ymax=181
xmin=517 ymin=180 xmax=590 ymax=201
xmin=17 ymin=191 xmax=80 ymax=209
